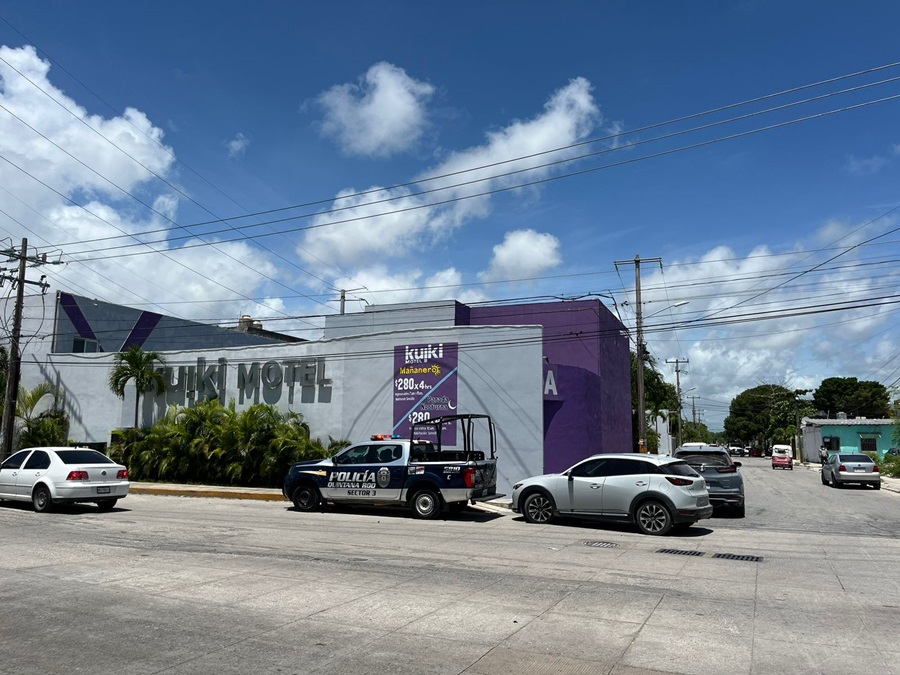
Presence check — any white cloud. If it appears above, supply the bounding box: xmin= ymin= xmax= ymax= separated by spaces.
xmin=636 ymin=237 xmax=900 ymax=429
xmin=331 ymin=265 xmax=487 ymax=307
xmin=480 ymin=229 xmax=562 ymax=282
xmin=316 ymin=62 xmax=434 ymax=157
xmin=227 ymin=132 xmax=249 ymax=158
xmin=0 ymin=45 xmax=283 ymax=322
xmin=846 ymin=154 xmax=889 ymax=176
xmin=301 ymin=77 xmax=599 ymax=269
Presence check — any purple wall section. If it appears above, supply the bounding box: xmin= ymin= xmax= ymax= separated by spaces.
xmin=466 ymin=300 xmax=633 ymax=472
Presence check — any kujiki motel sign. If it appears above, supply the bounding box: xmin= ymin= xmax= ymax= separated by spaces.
xmin=148 ymin=356 xmax=332 ymax=405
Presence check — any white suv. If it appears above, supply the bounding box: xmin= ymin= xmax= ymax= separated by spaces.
xmin=511 ymin=453 xmax=713 ymax=535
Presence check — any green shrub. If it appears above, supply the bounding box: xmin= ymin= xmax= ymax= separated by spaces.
xmin=107 ymin=400 xmax=349 ymax=488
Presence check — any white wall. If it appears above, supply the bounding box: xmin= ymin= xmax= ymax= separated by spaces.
xmin=20 ymin=324 xmax=544 ymax=494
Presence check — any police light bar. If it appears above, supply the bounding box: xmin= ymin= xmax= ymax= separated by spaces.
xmin=370 ymin=434 xmax=402 ymax=440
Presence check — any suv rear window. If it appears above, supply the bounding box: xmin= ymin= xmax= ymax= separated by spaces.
xmin=55 ymin=450 xmax=115 ymax=464
xmin=674 ymin=451 xmax=731 ymax=467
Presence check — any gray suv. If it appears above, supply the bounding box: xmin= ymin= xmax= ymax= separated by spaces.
xmin=673 ymin=446 xmax=745 ymax=517
xmin=511 ymin=453 xmax=713 ymax=535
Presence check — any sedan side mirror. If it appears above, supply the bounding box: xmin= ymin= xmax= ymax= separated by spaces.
xmin=734 ymin=461 xmax=742 ymax=468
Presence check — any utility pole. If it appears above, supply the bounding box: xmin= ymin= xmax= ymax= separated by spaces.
xmin=666 ymin=358 xmax=689 ymax=450
xmin=615 ymin=255 xmax=662 ymax=453
xmin=0 ymin=239 xmax=54 ymax=460
xmin=689 ymin=395 xmax=699 ymax=425
xmin=330 ymin=287 xmax=366 ymax=316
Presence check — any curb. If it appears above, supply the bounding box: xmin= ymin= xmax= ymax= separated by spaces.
xmin=130 ymin=485 xmax=287 ymax=502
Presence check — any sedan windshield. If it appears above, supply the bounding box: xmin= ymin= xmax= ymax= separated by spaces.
xmin=55 ymin=450 xmax=115 ymax=464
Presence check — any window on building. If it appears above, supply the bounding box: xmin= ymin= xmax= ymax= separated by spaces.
xmin=861 ymin=438 xmax=877 ymax=453
xmin=73 ymin=337 xmax=98 ymax=353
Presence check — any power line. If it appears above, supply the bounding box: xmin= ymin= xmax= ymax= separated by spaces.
xmin=51 ymin=87 xmax=900 ymax=258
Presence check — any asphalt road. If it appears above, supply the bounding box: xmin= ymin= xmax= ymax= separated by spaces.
xmin=2 ymin=457 xmax=900 ymax=675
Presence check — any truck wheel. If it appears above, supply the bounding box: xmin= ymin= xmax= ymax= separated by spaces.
xmin=411 ymin=489 xmax=441 ymax=519
xmin=291 ymin=484 xmax=321 ymax=512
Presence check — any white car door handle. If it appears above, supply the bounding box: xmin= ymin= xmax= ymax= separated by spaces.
xmin=590 ymin=484 xmax=601 ymax=489
xmin=635 ymin=481 xmax=648 ymax=486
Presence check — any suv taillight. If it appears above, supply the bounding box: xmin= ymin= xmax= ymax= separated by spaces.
xmin=665 ymin=476 xmax=693 ymax=486
xmin=66 ymin=471 xmax=89 ymax=481
xmin=462 ymin=467 xmax=476 ymax=488
xmin=117 ymin=469 xmax=128 ymax=480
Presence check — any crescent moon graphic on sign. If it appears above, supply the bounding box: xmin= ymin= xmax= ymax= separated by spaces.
xmin=449 ymin=400 xmax=457 ymax=410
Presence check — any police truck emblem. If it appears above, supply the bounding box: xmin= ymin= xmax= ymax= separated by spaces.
xmin=377 ymin=467 xmax=391 ymax=488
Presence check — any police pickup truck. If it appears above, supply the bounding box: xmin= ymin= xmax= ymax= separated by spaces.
xmin=282 ymin=414 xmax=502 ymax=519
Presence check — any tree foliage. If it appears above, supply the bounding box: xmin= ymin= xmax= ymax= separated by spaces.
xmin=723 ymin=384 xmax=812 ymax=448
xmin=107 ymin=399 xmax=349 ymax=488
xmin=812 ymin=377 xmax=890 ymax=419
xmin=15 ymin=382 xmax=69 ymax=449
xmin=630 ymin=351 xmax=678 ymax=452
xmin=107 ymin=345 xmax=167 ymax=428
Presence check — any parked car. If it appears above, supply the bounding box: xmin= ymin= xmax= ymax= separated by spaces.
xmin=0 ymin=447 xmax=129 ymax=512
xmin=748 ymin=446 xmax=762 ymax=457
xmin=511 ymin=453 xmax=712 ymax=535
xmin=673 ymin=446 xmax=745 ymax=517
xmin=821 ymin=453 xmax=880 ymax=489
xmin=728 ymin=445 xmax=744 ymax=457
xmin=771 ymin=445 xmax=793 ymax=470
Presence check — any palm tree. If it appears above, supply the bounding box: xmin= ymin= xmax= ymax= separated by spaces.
xmin=108 ymin=345 xmax=167 ymax=428
xmin=15 ymin=383 xmax=69 ymax=448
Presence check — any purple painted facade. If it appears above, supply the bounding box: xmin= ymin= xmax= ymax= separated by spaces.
xmin=465 ymin=300 xmax=632 ymax=472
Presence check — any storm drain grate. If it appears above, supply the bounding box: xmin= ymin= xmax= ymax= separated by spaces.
xmin=656 ymin=548 xmax=705 ymax=557
xmin=583 ymin=541 xmax=619 ymax=548
xmin=712 ymin=553 xmax=764 ymax=563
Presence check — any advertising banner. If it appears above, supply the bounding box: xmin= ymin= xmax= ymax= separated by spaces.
xmin=393 ymin=342 xmax=458 ymax=444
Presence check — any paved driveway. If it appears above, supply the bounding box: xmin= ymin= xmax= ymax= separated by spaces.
xmin=2 ymin=457 xmax=899 ymax=675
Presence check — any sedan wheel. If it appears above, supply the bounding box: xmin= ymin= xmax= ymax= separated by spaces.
xmin=635 ymin=500 xmax=673 ymax=535
xmin=522 ymin=492 xmax=555 ymax=524
xmin=32 ymin=485 xmax=53 ymax=513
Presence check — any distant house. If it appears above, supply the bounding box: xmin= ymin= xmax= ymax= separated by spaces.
xmin=801 ymin=417 xmax=896 ymax=461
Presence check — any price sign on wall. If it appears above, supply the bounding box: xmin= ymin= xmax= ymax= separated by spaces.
xmin=392 ymin=342 xmax=458 ymax=444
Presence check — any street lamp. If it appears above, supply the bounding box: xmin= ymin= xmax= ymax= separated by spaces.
xmin=632 ymin=300 xmax=689 ymax=454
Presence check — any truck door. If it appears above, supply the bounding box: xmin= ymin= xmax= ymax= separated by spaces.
xmin=326 ymin=443 xmax=404 ymax=501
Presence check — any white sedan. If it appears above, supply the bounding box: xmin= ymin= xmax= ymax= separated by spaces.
xmin=0 ymin=447 xmax=129 ymax=512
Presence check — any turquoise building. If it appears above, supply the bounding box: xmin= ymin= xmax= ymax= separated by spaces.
xmin=801 ymin=417 xmax=897 ymax=461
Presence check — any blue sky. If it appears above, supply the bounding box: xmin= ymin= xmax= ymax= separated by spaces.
xmin=1 ymin=1 xmax=900 ymax=429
